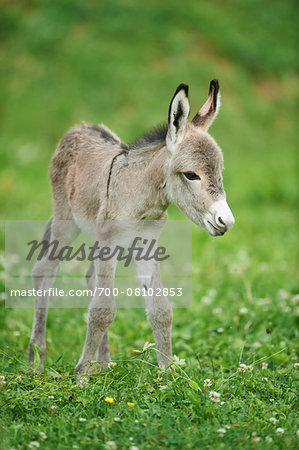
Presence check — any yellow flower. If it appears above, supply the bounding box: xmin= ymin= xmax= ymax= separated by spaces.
xmin=127 ymin=402 xmax=135 ymax=407
xmin=104 ymin=397 xmax=114 ymax=404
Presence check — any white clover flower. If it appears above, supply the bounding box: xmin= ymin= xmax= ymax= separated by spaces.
xmin=239 ymin=307 xmax=248 ymax=315
xmin=265 ymin=436 xmax=273 ymax=443
xmin=28 ymin=442 xmax=40 ymax=449
xmin=48 ymin=395 xmax=54 ymax=399
xmin=201 ymin=296 xmax=212 ymax=304
xmin=135 ymin=420 xmax=139 ymax=423
xmin=159 ymin=385 xmax=167 ymax=391
xmin=261 ymin=377 xmax=268 ymax=381
xmin=204 ymin=379 xmax=212 ymax=387
xmin=277 ymin=289 xmax=289 ymax=300
xmin=217 ymin=428 xmax=226 ymax=437
xmin=172 ymin=355 xmax=186 ymax=367
xmin=129 ymin=437 xmax=134 ymax=441
xmin=107 ymin=362 xmax=117 ymax=369
xmin=247 ymin=365 xmax=253 ymax=372
xmin=113 ymin=417 xmax=121 ymax=422
xmin=15 ymin=376 xmax=22 ymax=381
xmin=209 ymin=391 xmax=221 ymax=402
xmin=217 ymin=328 xmax=224 ymax=333
xmin=0 ymin=375 xmax=6 ymax=385
xmin=213 ymin=307 xmax=222 ymax=315
xmin=79 ymin=417 xmax=86 ymax=422
xmin=39 ymin=432 xmax=47 ymax=440
xmin=276 ymin=428 xmax=284 ymax=434
xmin=78 ymin=376 xmax=89 ymax=387
xmin=269 ymin=417 xmax=278 ymax=424
xmin=257 ymin=297 xmax=271 ymax=306
xmin=238 ymin=364 xmax=247 ymax=373
xmin=261 ymin=362 xmax=268 ymax=370
xmin=252 ymin=437 xmax=260 ymax=442
xmin=290 ymin=294 xmax=299 ymax=305
xmin=220 ymin=401 xmax=226 ymax=406
xmin=294 ymin=363 xmax=299 ymax=368
xmin=105 ymin=442 xmax=117 ymax=450
xmin=129 ymin=446 xmax=139 ymax=450
xmin=50 ymin=405 xmax=57 ymax=410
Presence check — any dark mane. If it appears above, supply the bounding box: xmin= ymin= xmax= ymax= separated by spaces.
xmin=129 ymin=123 xmax=168 ymax=150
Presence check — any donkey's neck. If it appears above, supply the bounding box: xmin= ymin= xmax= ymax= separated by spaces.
xmin=123 ymin=143 xmax=170 ymax=219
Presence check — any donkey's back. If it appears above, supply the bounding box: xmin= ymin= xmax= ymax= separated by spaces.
xmin=49 ymin=123 xmax=128 ymax=230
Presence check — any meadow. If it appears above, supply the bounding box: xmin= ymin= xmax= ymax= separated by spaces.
xmin=0 ymin=1 xmax=298 ymax=448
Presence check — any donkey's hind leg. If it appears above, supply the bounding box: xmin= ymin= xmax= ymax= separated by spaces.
xmin=28 ymin=217 xmax=80 ymax=370
xmin=85 ymin=262 xmax=111 ymax=368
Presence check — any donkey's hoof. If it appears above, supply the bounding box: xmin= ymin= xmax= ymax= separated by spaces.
xmin=27 ymin=365 xmax=44 ymax=373
xmin=74 ymin=363 xmax=84 ymax=375
xmin=74 ymin=361 xmax=94 ymax=376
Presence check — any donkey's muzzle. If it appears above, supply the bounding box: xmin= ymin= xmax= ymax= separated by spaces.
xmin=206 ymin=199 xmax=235 ymax=236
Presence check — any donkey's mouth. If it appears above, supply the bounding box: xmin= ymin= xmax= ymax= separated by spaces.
xmin=207 ymin=221 xmax=225 ymax=236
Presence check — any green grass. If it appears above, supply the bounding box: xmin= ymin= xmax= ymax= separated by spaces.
xmin=0 ymin=0 xmax=298 ymax=448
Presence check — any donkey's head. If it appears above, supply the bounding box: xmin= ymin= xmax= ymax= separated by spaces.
xmin=165 ymin=80 xmax=235 ymax=236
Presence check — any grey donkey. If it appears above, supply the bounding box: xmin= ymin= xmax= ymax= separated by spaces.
xmin=28 ymin=80 xmax=235 ymax=373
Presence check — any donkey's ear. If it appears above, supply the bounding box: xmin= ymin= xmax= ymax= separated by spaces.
xmin=166 ymin=83 xmax=190 ymax=154
xmin=192 ymin=79 xmax=220 ymax=131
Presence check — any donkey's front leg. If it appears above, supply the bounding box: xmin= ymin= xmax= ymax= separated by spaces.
xmin=147 ymin=284 xmax=173 ymax=368
xmin=96 ymin=330 xmax=111 ymax=368
xmin=135 ymin=261 xmax=173 ymax=367
xmin=75 ymin=258 xmax=117 ymax=374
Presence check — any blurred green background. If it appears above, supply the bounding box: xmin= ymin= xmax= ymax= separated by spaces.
xmin=0 ymin=0 xmax=298 ymax=221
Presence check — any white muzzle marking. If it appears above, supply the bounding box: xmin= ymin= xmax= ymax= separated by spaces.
xmin=204 ymin=199 xmax=235 ymax=236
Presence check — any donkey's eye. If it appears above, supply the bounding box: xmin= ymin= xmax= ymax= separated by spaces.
xmin=183 ymin=172 xmax=201 ymax=181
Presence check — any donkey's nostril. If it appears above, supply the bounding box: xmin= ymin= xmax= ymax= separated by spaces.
xmin=217 ymin=216 xmax=227 ymax=231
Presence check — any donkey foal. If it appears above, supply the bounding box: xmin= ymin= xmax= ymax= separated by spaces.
xmin=29 ymin=80 xmax=235 ymax=373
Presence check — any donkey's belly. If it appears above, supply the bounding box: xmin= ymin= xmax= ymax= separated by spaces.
xmin=72 ymin=212 xmax=97 ymax=236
